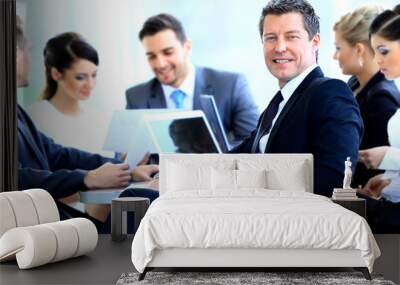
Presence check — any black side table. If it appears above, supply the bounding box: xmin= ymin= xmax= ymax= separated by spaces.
xmin=331 ymin=198 xmax=366 ymax=218
xmin=111 ymin=197 xmax=150 ymax=242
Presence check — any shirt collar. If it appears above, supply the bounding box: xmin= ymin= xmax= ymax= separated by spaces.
xmin=162 ymin=63 xmax=196 ymax=99
xmin=280 ymin=64 xmax=318 ymax=101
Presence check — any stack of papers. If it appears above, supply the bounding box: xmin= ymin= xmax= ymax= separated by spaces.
xmin=332 ymin=188 xmax=358 ymax=200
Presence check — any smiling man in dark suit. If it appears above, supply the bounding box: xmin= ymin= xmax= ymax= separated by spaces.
xmin=231 ymin=0 xmax=364 ymax=197
xmin=125 ymin=13 xmax=259 ymax=144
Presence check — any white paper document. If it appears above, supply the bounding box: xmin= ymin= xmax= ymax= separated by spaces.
xmin=103 ymin=109 xmax=186 ymax=167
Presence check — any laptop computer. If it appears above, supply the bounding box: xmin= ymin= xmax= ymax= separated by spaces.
xmin=199 ymin=95 xmax=231 ymax=153
xmin=103 ymin=109 xmax=184 ymax=166
xmin=143 ymin=110 xmax=222 ymax=154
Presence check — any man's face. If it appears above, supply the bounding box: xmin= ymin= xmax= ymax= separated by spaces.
xmin=262 ymin=12 xmax=320 ymax=88
xmin=16 ymin=40 xmax=31 ymax=87
xmin=142 ymin=29 xmax=191 ymax=88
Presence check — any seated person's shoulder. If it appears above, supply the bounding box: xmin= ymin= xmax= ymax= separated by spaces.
xmin=125 ymin=79 xmax=157 ymax=108
xmin=312 ymin=77 xmax=353 ymax=100
xmin=126 ymin=79 xmax=153 ymax=95
xmin=304 ymin=78 xmax=358 ymax=116
xmin=370 ymin=80 xmax=400 ymax=102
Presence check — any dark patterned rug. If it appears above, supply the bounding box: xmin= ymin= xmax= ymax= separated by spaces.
xmin=116 ymin=271 xmax=396 ymax=285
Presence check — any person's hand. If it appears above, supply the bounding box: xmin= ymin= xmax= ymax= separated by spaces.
xmin=137 ymin=152 xmax=150 ymax=166
xmin=84 ymin=162 xmax=131 ymax=189
xmin=358 ymin=146 xmax=389 ymax=169
xmin=148 ymin=179 xmax=159 ymax=190
xmin=357 ymin=174 xmax=391 ymax=198
xmin=131 ymin=164 xmax=159 ymax=181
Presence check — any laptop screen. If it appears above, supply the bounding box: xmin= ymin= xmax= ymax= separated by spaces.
xmin=146 ymin=112 xmax=220 ymax=153
xmin=199 ymin=95 xmax=230 ymax=152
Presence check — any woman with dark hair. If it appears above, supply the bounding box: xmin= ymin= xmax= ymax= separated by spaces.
xmin=359 ymin=7 xmax=400 ymax=171
xmin=41 ymin=32 xmax=98 ymax=103
xmin=333 ymin=6 xmax=400 ymax=188
xmin=27 ymin=32 xmax=110 ymax=219
xmin=357 ymin=7 xmax=400 ymax=233
xmin=16 ymin=21 xmax=159 ymax=233
xmin=27 ymin=32 xmax=110 ymax=156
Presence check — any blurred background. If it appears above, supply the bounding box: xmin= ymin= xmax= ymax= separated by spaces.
xmin=17 ymin=0 xmax=399 ymax=114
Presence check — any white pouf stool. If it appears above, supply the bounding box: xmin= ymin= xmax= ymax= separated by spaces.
xmin=0 ymin=189 xmax=98 ymax=269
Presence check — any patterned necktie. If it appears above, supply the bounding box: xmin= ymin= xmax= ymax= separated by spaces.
xmin=251 ymin=91 xmax=284 ymax=153
xmin=170 ymin=89 xmax=186 ymax=109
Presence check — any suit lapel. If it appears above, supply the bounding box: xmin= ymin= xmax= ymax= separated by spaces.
xmin=250 ymin=109 xmax=267 ymax=153
xmin=148 ymin=79 xmax=167 ymax=108
xmin=265 ymin=67 xmax=324 ymax=152
xmin=193 ymin=67 xmax=214 ymax=110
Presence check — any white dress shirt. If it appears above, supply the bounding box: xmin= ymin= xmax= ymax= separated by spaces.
xmin=380 ymin=147 xmax=400 ymax=203
xmin=378 ymin=110 xmax=400 ymax=202
xmin=388 ymin=109 xmax=400 ymax=148
xmin=379 ymin=109 xmax=400 ymax=171
xmin=26 ymin=100 xmax=112 ymax=157
xmin=377 ymin=79 xmax=400 ymax=202
xmin=161 ymin=64 xmax=196 ymax=110
xmin=259 ymin=64 xmax=318 ymax=153
xmin=380 ymin=147 xmax=400 ymax=171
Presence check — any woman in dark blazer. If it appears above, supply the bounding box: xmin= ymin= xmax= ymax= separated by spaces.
xmin=333 ymin=5 xmax=400 ymax=187
xmin=357 ymin=6 xmax=400 ymax=233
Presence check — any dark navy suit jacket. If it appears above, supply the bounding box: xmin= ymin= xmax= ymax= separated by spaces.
xmin=349 ymin=72 xmax=400 ymax=187
xmin=125 ymin=66 xmax=259 ymax=141
xmin=18 ymin=106 xmax=117 ymax=200
xmin=231 ymin=67 xmax=364 ymax=197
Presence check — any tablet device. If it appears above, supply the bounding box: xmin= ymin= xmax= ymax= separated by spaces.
xmin=144 ymin=111 xmax=221 ymax=154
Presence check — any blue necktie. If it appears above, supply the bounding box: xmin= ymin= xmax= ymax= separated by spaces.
xmin=251 ymin=91 xmax=284 ymax=153
xmin=170 ymin=89 xmax=186 ymax=109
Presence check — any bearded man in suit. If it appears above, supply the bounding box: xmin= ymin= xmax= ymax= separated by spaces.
xmin=125 ymin=13 xmax=259 ymax=145
xmin=231 ymin=0 xmax=364 ymax=197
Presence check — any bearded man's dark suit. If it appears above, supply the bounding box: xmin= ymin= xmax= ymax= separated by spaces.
xmin=231 ymin=67 xmax=364 ymax=197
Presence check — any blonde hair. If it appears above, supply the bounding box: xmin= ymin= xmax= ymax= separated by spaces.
xmin=334 ymin=6 xmax=383 ymax=51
